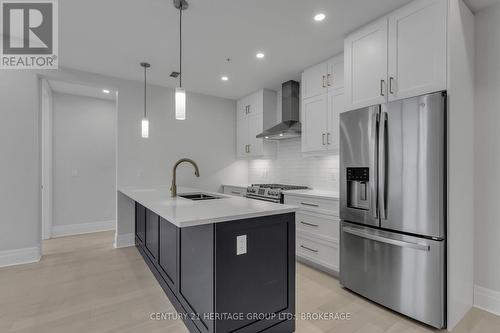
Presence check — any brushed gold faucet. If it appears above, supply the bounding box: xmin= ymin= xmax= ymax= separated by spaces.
xmin=171 ymin=158 xmax=200 ymax=197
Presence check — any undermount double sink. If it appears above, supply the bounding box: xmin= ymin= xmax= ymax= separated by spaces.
xmin=179 ymin=193 xmax=223 ymax=201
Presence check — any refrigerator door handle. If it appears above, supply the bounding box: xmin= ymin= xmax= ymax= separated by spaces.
xmin=370 ymin=110 xmax=379 ymax=219
xmin=378 ymin=111 xmax=388 ymax=220
xmin=343 ymin=226 xmax=430 ymax=252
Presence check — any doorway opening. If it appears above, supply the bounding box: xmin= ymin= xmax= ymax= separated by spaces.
xmin=40 ymin=78 xmax=118 ymax=252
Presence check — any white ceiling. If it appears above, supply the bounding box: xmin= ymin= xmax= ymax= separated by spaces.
xmin=464 ymin=0 xmax=500 ymax=12
xmin=48 ymin=80 xmax=116 ymax=101
xmin=60 ymin=0 xmax=418 ymax=100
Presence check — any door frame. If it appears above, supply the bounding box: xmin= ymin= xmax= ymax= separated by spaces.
xmin=40 ymin=79 xmax=53 ymax=241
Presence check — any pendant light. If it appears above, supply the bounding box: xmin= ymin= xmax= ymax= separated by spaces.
xmin=140 ymin=62 xmax=151 ymax=138
xmin=174 ymin=0 xmax=188 ymax=120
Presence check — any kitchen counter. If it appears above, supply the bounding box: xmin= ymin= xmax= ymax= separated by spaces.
xmin=121 ymin=186 xmax=297 ymax=333
xmin=119 ymin=186 xmax=297 ymax=228
xmin=282 ymin=189 xmax=339 ymax=200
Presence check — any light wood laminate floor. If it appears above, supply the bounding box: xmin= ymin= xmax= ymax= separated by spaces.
xmin=0 ymin=231 xmax=498 ymax=333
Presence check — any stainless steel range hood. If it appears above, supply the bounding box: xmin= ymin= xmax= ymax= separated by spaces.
xmin=256 ymin=80 xmax=300 ymax=140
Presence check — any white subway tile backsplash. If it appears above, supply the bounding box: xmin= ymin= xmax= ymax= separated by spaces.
xmin=248 ymin=138 xmax=339 ymax=191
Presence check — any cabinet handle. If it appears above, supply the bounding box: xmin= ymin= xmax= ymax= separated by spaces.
xmin=327 ymin=133 xmax=331 ymax=145
xmin=247 ymin=105 xmax=251 ymax=114
xmin=248 ymin=144 xmax=251 ymax=153
xmin=231 ymin=191 xmax=241 ymax=195
xmin=389 ymin=77 xmax=395 ymax=94
xmin=380 ymin=79 xmax=385 ymax=96
xmin=322 ymin=133 xmax=326 ymax=145
xmin=327 ymin=73 xmax=332 ymax=86
xmin=322 ymin=75 xmax=326 ymax=88
xmin=245 ymin=144 xmax=248 ymax=153
xmin=300 ymin=245 xmax=319 ymax=253
xmin=300 ymin=221 xmax=319 ymax=227
xmin=301 ymin=202 xmax=319 ymax=207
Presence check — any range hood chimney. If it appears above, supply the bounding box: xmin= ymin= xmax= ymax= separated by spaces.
xmin=256 ymin=80 xmax=300 ymax=140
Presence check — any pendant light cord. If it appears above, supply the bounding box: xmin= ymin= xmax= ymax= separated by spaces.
xmin=179 ymin=6 xmax=182 ymax=88
xmin=144 ymin=65 xmax=147 ymax=118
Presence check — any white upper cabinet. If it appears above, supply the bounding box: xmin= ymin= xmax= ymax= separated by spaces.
xmin=247 ymin=113 xmax=265 ymax=157
xmin=302 ymin=62 xmax=328 ymax=99
xmin=327 ymin=55 xmax=344 ymax=91
xmin=236 ymin=118 xmax=247 ymax=158
xmin=237 ymin=90 xmax=265 ymax=120
xmin=327 ymin=89 xmax=344 ymax=150
xmin=344 ymin=17 xmax=388 ymax=111
xmin=302 ymin=54 xmax=344 ymax=99
xmin=302 ymin=91 xmax=344 ymax=153
xmin=236 ymin=89 xmax=277 ymax=158
xmin=344 ymin=0 xmax=447 ymax=110
xmin=302 ymin=94 xmax=329 ymax=153
xmin=301 ymin=54 xmax=344 ymax=154
xmin=388 ymin=0 xmax=447 ymax=101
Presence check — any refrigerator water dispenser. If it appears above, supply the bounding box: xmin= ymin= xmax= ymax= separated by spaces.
xmin=346 ymin=167 xmax=370 ymax=210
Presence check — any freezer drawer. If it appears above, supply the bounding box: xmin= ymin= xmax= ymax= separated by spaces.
xmin=339 ymin=221 xmax=445 ymax=328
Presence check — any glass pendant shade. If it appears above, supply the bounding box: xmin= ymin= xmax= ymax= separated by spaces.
xmin=141 ymin=118 xmax=149 ymax=138
xmin=175 ymin=87 xmax=186 ymax=120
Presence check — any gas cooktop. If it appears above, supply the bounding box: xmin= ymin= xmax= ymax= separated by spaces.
xmin=246 ymin=184 xmax=309 ymax=203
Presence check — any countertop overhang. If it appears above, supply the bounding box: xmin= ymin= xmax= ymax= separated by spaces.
xmin=119 ymin=186 xmax=298 ymax=228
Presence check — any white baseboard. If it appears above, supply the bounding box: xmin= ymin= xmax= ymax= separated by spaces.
xmin=51 ymin=220 xmax=115 ymax=238
xmin=114 ymin=233 xmax=135 ymax=248
xmin=0 ymin=246 xmax=41 ymax=268
xmin=474 ymin=285 xmax=500 ymax=316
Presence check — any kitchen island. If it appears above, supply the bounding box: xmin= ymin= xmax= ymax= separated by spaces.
xmin=119 ymin=187 xmax=297 ymax=333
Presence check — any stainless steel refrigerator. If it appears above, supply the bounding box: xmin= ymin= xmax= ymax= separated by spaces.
xmin=339 ymin=91 xmax=446 ymax=329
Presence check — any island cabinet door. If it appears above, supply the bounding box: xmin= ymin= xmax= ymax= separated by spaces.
xmin=145 ymin=209 xmax=158 ymax=260
xmin=135 ymin=202 xmax=146 ymax=245
xmin=178 ymin=224 xmax=215 ymax=333
xmin=158 ymin=218 xmax=178 ymax=289
xmin=215 ymin=213 xmax=295 ymax=333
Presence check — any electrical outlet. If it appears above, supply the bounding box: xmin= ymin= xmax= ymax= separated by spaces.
xmin=236 ymin=235 xmax=247 ymax=255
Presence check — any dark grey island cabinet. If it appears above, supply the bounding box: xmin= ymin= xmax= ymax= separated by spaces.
xmin=134 ymin=202 xmax=296 ymax=333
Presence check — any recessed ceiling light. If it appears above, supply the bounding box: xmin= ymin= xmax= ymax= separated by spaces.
xmin=221 ymin=76 xmax=229 ymax=81
xmin=256 ymin=52 xmax=265 ymax=59
xmin=102 ymin=89 xmax=110 ymax=94
xmin=314 ymin=13 xmax=326 ymax=22
xmin=279 ymin=133 xmax=284 ymax=137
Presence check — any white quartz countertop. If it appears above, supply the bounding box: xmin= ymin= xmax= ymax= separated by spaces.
xmin=282 ymin=189 xmax=339 ymax=200
xmin=119 ymin=186 xmax=297 ymax=228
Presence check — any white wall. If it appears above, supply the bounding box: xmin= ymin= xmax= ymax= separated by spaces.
xmin=446 ymin=0 xmax=475 ymax=328
xmin=248 ymin=139 xmax=339 ymax=191
xmin=52 ymin=93 xmax=116 ymax=229
xmin=474 ymin=1 xmax=500 ymax=315
xmin=0 ymin=67 xmax=248 ymax=261
xmin=0 ymin=71 xmax=41 ymax=257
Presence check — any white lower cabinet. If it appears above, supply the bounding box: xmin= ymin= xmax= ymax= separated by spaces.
xmin=284 ymin=193 xmax=339 ymax=274
xmin=297 ymin=232 xmax=339 ymax=273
